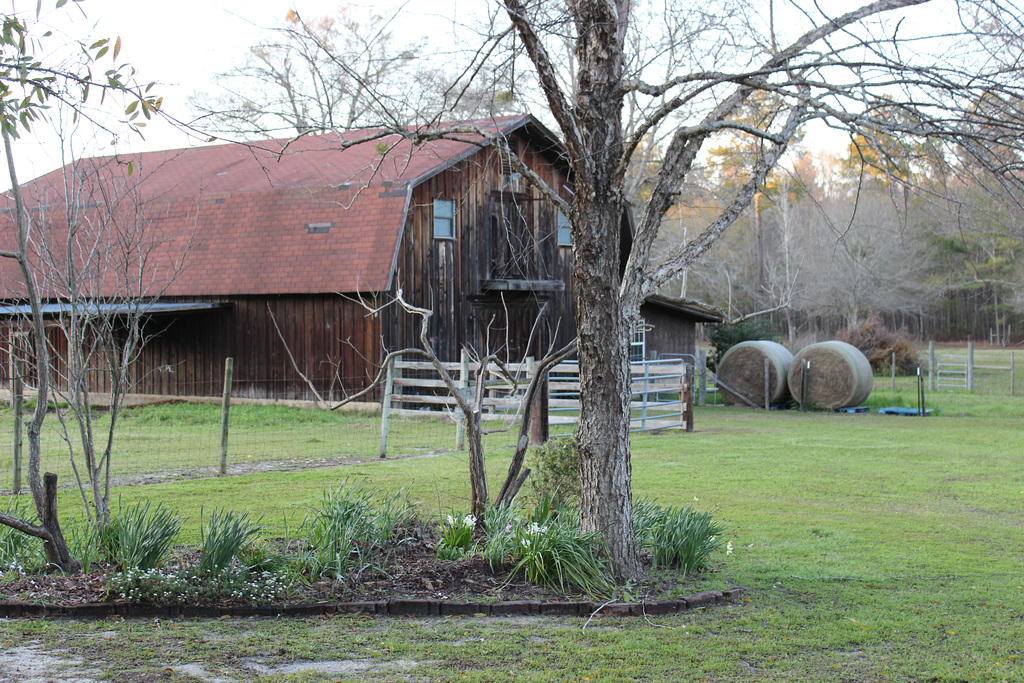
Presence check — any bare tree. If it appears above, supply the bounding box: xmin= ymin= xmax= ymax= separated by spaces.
xmin=332 ymin=293 xmax=575 ymax=521
xmin=189 ymin=7 xmax=527 ymax=138
xmin=0 ymin=4 xmax=165 ymax=572
xmin=24 ymin=147 xmax=192 ymax=530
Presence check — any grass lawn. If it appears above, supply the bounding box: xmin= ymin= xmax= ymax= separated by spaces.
xmin=0 ymin=383 xmax=1022 ymax=681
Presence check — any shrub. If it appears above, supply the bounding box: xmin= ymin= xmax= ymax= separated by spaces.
xmin=527 ymin=437 xmax=579 ymax=507
xmin=837 ymin=315 xmax=920 ymax=375
xmin=100 ymin=500 xmax=182 ymax=571
xmin=708 ymin=318 xmax=778 ymax=371
xmin=634 ymin=498 xmax=726 ymax=574
xmin=198 ymin=508 xmax=263 ymax=575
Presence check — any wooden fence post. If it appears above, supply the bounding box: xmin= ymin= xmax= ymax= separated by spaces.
xmin=763 ymin=358 xmax=770 ymax=410
xmin=800 ymin=360 xmax=809 ymax=413
xmin=683 ymin=366 xmax=694 ymax=432
xmin=1011 ymin=351 xmax=1015 ymax=396
xmin=928 ymin=341 xmax=936 ymax=391
xmin=529 ymin=357 xmax=549 ymax=446
xmin=12 ymin=359 xmax=23 ymax=494
xmin=219 ymin=357 xmax=233 ymax=476
xmin=379 ymin=354 xmax=398 ymax=459
xmin=456 ymin=348 xmax=469 ymax=451
xmin=891 ymin=351 xmax=897 ymax=390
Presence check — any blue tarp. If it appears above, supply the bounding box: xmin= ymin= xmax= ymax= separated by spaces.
xmin=878 ymin=407 xmax=933 ymax=416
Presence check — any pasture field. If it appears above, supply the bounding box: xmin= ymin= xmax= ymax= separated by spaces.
xmin=0 ymin=383 xmax=1022 ymax=681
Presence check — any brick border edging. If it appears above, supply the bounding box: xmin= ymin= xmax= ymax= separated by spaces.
xmin=0 ymin=588 xmax=742 ymax=619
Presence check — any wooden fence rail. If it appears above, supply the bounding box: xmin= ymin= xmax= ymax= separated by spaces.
xmin=379 ymin=357 xmax=695 ymax=455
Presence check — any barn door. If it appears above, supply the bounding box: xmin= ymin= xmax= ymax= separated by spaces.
xmin=468 ymin=294 xmax=550 ymax=363
xmin=487 ymin=191 xmax=538 ymax=281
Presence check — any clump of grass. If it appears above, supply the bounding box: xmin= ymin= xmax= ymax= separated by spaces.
xmin=484 ymin=500 xmax=613 ymax=598
xmin=298 ymin=480 xmax=416 ymax=580
xmin=198 ymin=508 xmax=262 ymax=575
xmin=634 ymin=498 xmax=726 ymax=573
xmin=100 ymin=500 xmax=182 ymax=571
xmin=436 ymin=513 xmax=476 ymax=560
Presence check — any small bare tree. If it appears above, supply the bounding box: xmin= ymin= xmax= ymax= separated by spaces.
xmin=26 ymin=149 xmax=192 ymax=530
xmin=0 ymin=4 xmax=166 ymax=572
xmin=330 ymin=292 xmax=575 ymax=521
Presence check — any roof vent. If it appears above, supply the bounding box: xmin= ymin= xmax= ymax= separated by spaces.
xmin=306 ymin=222 xmax=334 ymax=234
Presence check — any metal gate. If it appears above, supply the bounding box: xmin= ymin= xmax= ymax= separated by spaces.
xmin=936 ymin=354 xmax=968 ymax=390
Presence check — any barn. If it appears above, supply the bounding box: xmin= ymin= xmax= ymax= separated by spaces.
xmin=1 ymin=115 xmax=712 ymax=402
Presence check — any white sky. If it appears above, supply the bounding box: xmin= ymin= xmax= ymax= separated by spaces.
xmin=2 ymin=0 xmax=462 ymax=188
xmin=2 ymin=0 xmax=945 ymax=189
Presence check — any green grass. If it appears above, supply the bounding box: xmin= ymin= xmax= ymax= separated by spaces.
xmin=1 ymin=390 xmax=1023 ymax=680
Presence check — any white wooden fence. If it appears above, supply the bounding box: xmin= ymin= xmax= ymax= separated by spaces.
xmin=379 ymin=355 xmax=693 ymax=438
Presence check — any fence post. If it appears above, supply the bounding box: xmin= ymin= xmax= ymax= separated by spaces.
xmin=800 ymin=360 xmax=809 ymax=413
xmin=683 ymin=366 xmax=694 ymax=432
xmin=967 ymin=341 xmax=975 ymax=392
xmin=12 ymin=359 xmax=23 ymax=494
xmin=219 ymin=357 xmax=233 ymax=476
xmin=529 ymin=358 xmax=549 ymax=446
xmin=928 ymin=341 xmax=936 ymax=391
xmin=1011 ymin=350 xmax=1015 ymax=396
xmin=764 ymin=357 xmax=770 ymax=410
xmin=379 ymin=354 xmax=397 ymax=459
xmin=891 ymin=351 xmax=897 ymax=390
xmin=697 ymin=349 xmax=707 ymax=407
xmin=455 ymin=349 xmax=469 ymax=451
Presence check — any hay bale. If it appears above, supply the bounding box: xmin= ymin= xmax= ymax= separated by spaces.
xmin=716 ymin=341 xmax=793 ymax=408
xmin=788 ymin=341 xmax=873 ymax=410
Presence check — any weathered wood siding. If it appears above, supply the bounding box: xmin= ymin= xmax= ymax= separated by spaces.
xmin=387 ymin=133 xmax=575 ymax=362
xmin=640 ymin=303 xmax=700 ymax=360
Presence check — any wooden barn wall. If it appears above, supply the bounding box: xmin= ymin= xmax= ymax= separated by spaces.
xmin=0 ymin=294 xmax=384 ymax=401
xmin=387 ymin=134 xmax=575 ymax=363
xmin=640 ymin=304 xmax=698 ymax=360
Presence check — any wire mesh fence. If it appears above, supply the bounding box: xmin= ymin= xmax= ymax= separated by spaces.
xmin=0 ymin=400 xmax=523 ymax=495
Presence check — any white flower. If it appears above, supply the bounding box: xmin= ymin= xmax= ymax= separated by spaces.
xmin=445 ymin=514 xmax=455 ymax=526
xmin=463 ymin=514 xmax=477 ymax=528
xmin=693 ymin=496 xmax=699 ymax=502
xmin=726 ymin=541 xmax=734 ymax=555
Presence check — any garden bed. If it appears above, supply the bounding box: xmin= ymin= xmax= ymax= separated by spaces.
xmin=0 ymin=536 xmax=741 ymax=617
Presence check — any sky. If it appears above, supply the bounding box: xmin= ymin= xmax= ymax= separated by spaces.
xmin=2 ymin=0 xmax=939 ymax=190
xmin=2 ymin=0 xmax=460 ymax=189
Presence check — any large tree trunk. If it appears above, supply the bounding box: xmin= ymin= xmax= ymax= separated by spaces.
xmin=570 ymin=0 xmax=642 ymax=581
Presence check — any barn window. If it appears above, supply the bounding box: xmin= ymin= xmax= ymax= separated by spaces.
xmin=557 ymin=211 xmax=572 ymax=246
xmin=433 ymin=198 xmax=455 ymax=239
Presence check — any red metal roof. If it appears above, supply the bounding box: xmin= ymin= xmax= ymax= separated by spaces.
xmin=1 ymin=115 xmax=539 ymax=297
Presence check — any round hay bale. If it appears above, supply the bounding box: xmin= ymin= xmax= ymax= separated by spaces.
xmin=716 ymin=341 xmax=793 ymax=408
xmin=788 ymin=341 xmax=873 ymax=410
